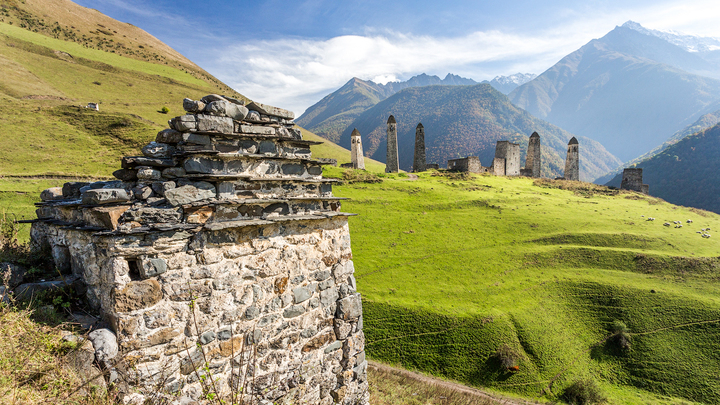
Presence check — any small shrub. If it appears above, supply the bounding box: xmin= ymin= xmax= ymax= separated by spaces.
xmin=494 ymin=344 xmax=521 ymax=369
xmin=609 ymin=320 xmax=631 ymax=352
xmin=160 ymin=106 xmax=169 ymax=114
xmin=92 ymin=81 xmax=101 ymax=85
xmin=561 ymin=379 xmax=605 ymax=405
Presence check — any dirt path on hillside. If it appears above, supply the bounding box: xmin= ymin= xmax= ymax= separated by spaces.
xmin=368 ymin=360 xmax=543 ymax=404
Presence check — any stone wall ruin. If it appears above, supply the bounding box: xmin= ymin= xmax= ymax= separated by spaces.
xmin=30 ymin=95 xmax=368 ymax=404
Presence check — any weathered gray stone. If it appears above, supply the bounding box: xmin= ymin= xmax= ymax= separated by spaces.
xmin=150 ymin=181 xmax=175 ymax=197
xmin=171 ymin=114 xmax=197 ymax=132
xmin=40 ymin=187 xmax=64 ymax=201
xmin=88 ymin=328 xmax=118 ymax=364
xmin=283 ymin=304 xmax=305 ymax=318
xmin=142 ymin=142 xmax=175 ymax=158
xmin=246 ymin=110 xmax=261 ymax=121
xmin=62 ymin=182 xmax=89 ymax=198
xmin=183 ymin=156 xmax=224 ymax=174
xmin=132 ymin=185 xmax=153 ymax=200
xmin=182 ymin=133 xmax=211 ymax=145
xmin=199 ymin=330 xmax=216 ymax=345
xmin=324 ymin=340 xmax=342 ymax=353
xmin=237 ymin=125 xmax=275 ymax=135
xmin=293 ymin=286 xmax=311 ymax=304
xmin=140 ymin=257 xmax=167 ymax=278
xmin=200 ymin=94 xmax=227 ymax=104
xmin=113 ymin=169 xmax=138 ymax=182
xmin=336 ymin=293 xmax=362 ymax=320
xmin=81 ymin=188 xmax=130 ymax=205
xmin=245 ymin=306 xmax=260 ymax=320
xmin=334 ymin=319 xmax=353 ymax=340
xmin=196 ymin=115 xmax=233 ymax=134
xmin=318 ymin=278 xmax=335 ymax=291
xmin=156 ymin=128 xmax=184 ymax=144
xmin=162 ymin=167 xmax=186 ymax=179
xmin=217 ymin=327 xmax=232 ymax=341
xmin=164 ymin=182 xmax=216 ymax=206
xmin=183 ymin=98 xmax=206 ymax=113
xmin=205 ymin=100 xmax=248 ymax=121
xmin=300 ymin=327 xmax=317 ymax=339
xmin=137 ymin=166 xmax=162 ymax=181
xmin=247 ymin=101 xmax=294 ymax=120
xmin=320 ymin=286 xmax=338 ymax=307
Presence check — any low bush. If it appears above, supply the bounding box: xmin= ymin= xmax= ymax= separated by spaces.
xmin=561 ymin=379 xmax=605 ymax=405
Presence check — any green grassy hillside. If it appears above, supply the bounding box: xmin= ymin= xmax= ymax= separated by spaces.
xmin=324 ymin=168 xmax=720 ymax=404
xmin=605 ymin=123 xmax=720 ymax=214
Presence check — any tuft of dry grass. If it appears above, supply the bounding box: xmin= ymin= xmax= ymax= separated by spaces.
xmin=0 ymin=303 xmax=114 ymax=404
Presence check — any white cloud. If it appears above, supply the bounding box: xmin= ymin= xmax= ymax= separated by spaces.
xmin=202 ymin=0 xmax=720 ymax=116
xmin=211 ymin=29 xmax=591 ymax=116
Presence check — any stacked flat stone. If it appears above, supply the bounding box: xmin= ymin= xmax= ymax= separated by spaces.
xmin=31 ymin=94 xmax=368 ymax=404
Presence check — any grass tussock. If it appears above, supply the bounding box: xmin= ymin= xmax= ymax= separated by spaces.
xmin=560 ymin=379 xmax=605 ymax=405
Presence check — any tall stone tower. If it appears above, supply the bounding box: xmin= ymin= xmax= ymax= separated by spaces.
xmin=564 ymin=136 xmax=580 ymax=181
xmin=351 ymin=128 xmax=365 ymax=170
xmin=385 ymin=115 xmax=399 ymax=173
xmin=525 ymin=132 xmax=541 ymax=178
xmin=621 ymin=168 xmax=649 ymax=194
xmin=413 ymin=123 xmax=426 ymax=172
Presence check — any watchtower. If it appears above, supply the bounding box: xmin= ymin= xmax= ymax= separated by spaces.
xmin=564 ymin=137 xmax=579 ymax=181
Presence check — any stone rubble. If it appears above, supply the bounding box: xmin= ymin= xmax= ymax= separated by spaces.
xmin=30 ymin=94 xmax=367 ymax=404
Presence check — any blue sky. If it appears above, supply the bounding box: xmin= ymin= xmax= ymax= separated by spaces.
xmin=73 ymin=0 xmax=720 ymax=115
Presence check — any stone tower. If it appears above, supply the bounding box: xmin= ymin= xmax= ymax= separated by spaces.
xmin=621 ymin=168 xmax=649 ymax=194
xmin=413 ymin=123 xmax=426 ymax=172
xmin=351 ymin=128 xmax=365 ymax=170
xmin=30 ymin=95 xmax=369 ymax=405
xmin=564 ymin=136 xmax=580 ymax=181
xmin=385 ymin=115 xmax=399 ymax=173
xmin=492 ymin=141 xmax=521 ymax=176
xmin=525 ymin=132 xmax=541 ymax=178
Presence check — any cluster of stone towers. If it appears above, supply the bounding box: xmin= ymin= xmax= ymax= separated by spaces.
xmin=346 ymin=116 xmax=580 ymax=181
xmin=348 ymin=115 xmax=430 ymax=173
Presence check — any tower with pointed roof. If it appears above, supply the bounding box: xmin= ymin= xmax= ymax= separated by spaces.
xmin=525 ymin=132 xmax=541 ymax=177
xmin=386 ymin=115 xmax=398 ymax=173
xmin=351 ymin=128 xmax=365 ymax=170
xmin=564 ymin=137 xmax=579 ymax=181
xmin=413 ymin=123 xmax=426 ymax=172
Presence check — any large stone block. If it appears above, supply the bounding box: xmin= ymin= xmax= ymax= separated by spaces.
xmin=81 ymin=189 xmax=130 ymax=205
xmin=40 ymin=187 xmax=63 ymax=201
xmin=164 ymin=182 xmax=216 ymax=206
xmin=113 ymin=279 xmax=162 ymax=312
xmin=336 ymin=293 xmax=362 ymax=321
xmin=196 ymin=115 xmax=233 ymax=134
xmin=83 ymin=206 xmax=130 ymax=230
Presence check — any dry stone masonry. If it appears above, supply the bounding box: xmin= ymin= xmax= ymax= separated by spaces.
xmin=350 ymin=128 xmax=365 ymax=170
xmin=385 ymin=115 xmax=399 ymax=173
xmin=413 ymin=123 xmax=426 ymax=172
xmin=31 ymin=94 xmax=369 ymax=404
xmin=621 ymin=168 xmax=649 ymax=194
xmin=564 ymin=137 xmax=580 ymax=181
xmin=521 ymin=132 xmax=541 ymax=178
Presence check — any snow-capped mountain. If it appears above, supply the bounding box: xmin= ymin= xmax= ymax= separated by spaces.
xmin=623 ymin=20 xmax=720 ymax=53
xmin=485 ymin=73 xmax=537 ymax=94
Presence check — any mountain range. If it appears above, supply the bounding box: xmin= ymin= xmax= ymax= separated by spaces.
xmin=335 ymin=83 xmax=620 ymax=181
xmin=510 ymin=21 xmax=720 ymax=162
xmin=296 ymin=72 xmax=536 ymax=144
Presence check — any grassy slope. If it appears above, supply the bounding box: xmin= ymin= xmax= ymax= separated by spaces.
xmin=324 ymin=169 xmax=720 ymax=404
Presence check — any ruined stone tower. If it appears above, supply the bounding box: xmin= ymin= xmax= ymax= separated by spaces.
xmin=492 ymin=141 xmax=520 ymax=176
xmin=350 ymin=128 xmax=365 ymax=170
xmin=564 ymin=137 xmax=580 ymax=181
xmin=413 ymin=123 xmax=426 ymax=172
xmin=621 ymin=168 xmax=649 ymax=194
xmin=524 ymin=132 xmax=541 ymax=178
xmin=385 ymin=115 xmax=399 ymax=173
xmin=31 ymin=95 xmax=369 ymax=405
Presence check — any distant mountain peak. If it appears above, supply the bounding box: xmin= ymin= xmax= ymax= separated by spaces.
xmin=491 ymin=73 xmax=537 ymax=86
xmin=621 ymin=20 xmax=720 ymax=53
